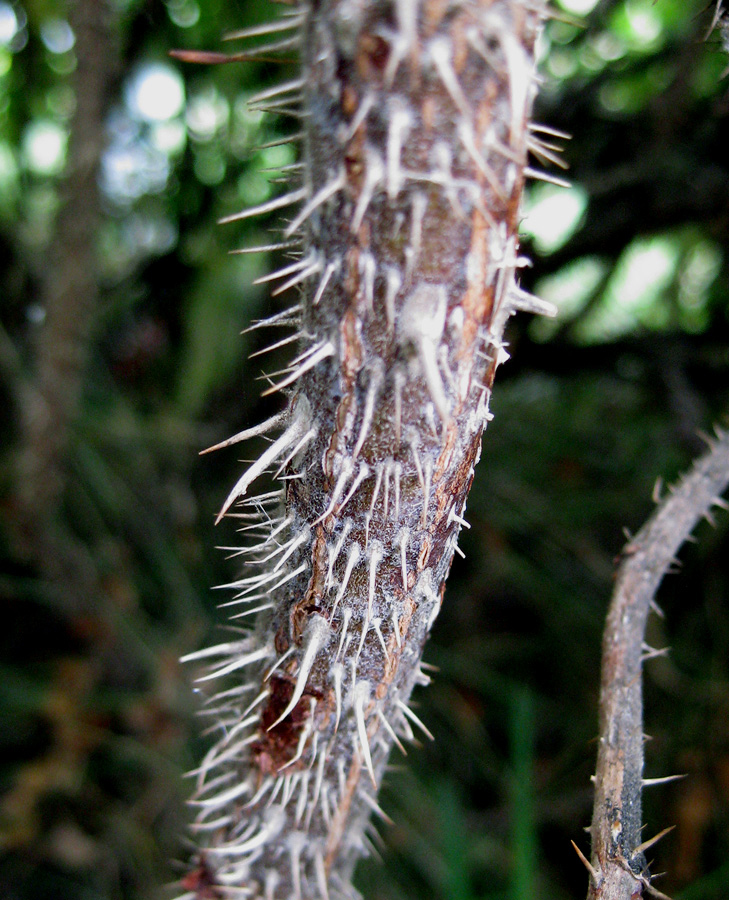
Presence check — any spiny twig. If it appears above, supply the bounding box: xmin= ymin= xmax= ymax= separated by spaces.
xmin=583 ymin=427 xmax=729 ymax=900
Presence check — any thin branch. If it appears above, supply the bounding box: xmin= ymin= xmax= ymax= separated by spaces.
xmin=586 ymin=427 xmax=729 ymax=900
xmin=9 ymin=0 xmax=119 ymax=624
xmin=17 ymin=0 xmax=117 ymax=529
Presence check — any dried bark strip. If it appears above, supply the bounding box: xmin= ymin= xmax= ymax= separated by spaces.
xmin=585 ymin=428 xmax=729 ymax=900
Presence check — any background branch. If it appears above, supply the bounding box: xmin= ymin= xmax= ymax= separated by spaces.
xmin=586 ymin=427 xmax=729 ymax=900
xmin=17 ymin=0 xmax=117 ymax=534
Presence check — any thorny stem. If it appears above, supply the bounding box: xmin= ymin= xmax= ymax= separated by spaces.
xmin=182 ymin=2 xmax=552 ymax=897
xmin=585 ymin=427 xmax=729 ymax=900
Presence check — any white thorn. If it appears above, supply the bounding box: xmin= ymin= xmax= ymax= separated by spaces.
xmin=331 ymin=662 xmax=344 ymax=732
xmin=354 ymin=681 xmax=377 ymax=787
xmin=238 ymin=689 xmax=270 ymax=721
xmin=382 ymin=458 xmax=392 ymax=520
xmin=328 ymin=537 xmax=361 ymax=609
xmin=458 ymin=120 xmax=507 ymax=201
xmin=372 ymin=617 xmax=389 ymax=661
xmin=385 ymin=266 xmax=402 ymax=332
xmin=272 ymin=427 xmax=317 ymax=479
xmin=193 ymin=730 xmax=258 ymax=778
xmin=294 ymin=770 xmax=310 ymax=825
xmin=180 ymin=640 xmax=243 ymax=663
xmin=200 ymin=411 xmax=287 ymax=455
xmin=448 ymin=506 xmax=471 ymax=529
xmin=422 ymin=460 xmax=432 ymax=528
xmin=336 ymin=610 xmax=352 ymax=660
xmin=509 ymin=285 xmax=558 ymax=318
xmin=326 ymin=519 xmax=353 ymax=589
xmin=265 ymin=336 xmax=333 ymax=379
xmin=258 ymin=131 xmax=304 ymax=150
xmin=342 ymin=90 xmax=375 ymax=143
xmin=642 ymin=774 xmax=687 ymax=787
xmin=230 ymin=240 xmax=299 ymax=256
xmin=253 ymin=255 xmax=313 ymax=286
xmin=268 ymin=617 xmax=330 ymax=729
xmin=188 ymin=814 xmax=233 ymax=833
xmin=267 ymin=561 xmax=308 ymax=594
xmin=529 ymin=122 xmax=572 ymax=140
xmin=224 ymin=17 xmax=303 ymax=42
xmin=419 ymin=338 xmax=450 ymax=426
xmin=261 ymin=341 xmax=335 ymax=397
xmin=272 ymin=526 xmax=311 ymax=573
xmin=311 ymin=741 xmax=327 ymax=814
xmin=362 ymin=251 xmax=376 ymax=309
xmin=320 ymin=784 xmax=333 ymax=828
xmin=336 ymin=462 xmax=370 ymax=515
xmin=430 ymin=38 xmax=471 ymax=118
xmin=219 ymin=187 xmax=307 ymax=225
xmin=314 ymin=848 xmax=330 ymax=900
xmin=336 ymin=756 xmax=347 ymax=801
xmin=377 ymin=708 xmax=407 ymax=755
xmin=402 ymin=283 xmax=450 ymax=425
xmin=264 ymin=646 xmax=296 ymax=681
xmin=407 ymin=193 xmax=427 ymax=274
xmin=501 ymin=32 xmax=532 ymax=142
xmin=214 ymin=565 xmax=282 ymax=594
xmin=354 ymin=617 xmax=368 ymax=663
xmin=289 ymin=833 xmax=304 ymax=900
xmin=315 ymin=458 xmax=354 ymax=525
xmin=368 ymin=463 xmax=384 ymax=523
xmin=527 ymin=134 xmax=569 ymax=170
xmin=368 ymin=542 xmax=384 ymax=619
xmin=194 ymin=645 xmax=272 ymax=683
xmin=353 ymin=366 xmax=382 ymax=459
xmin=386 ymin=100 xmax=411 ymax=199
xmin=242 ymin=303 xmax=301 ymax=334
xmin=351 ymin=150 xmax=384 ymax=233
xmin=247 ymin=77 xmax=305 ymax=104
xmin=281 ymin=771 xmax=297 ymax=807
xmin=271 ymin=259 xmax=323 ymax=297
xmin=397 ymin=699 xmax=434 ymax=740
xmin=285 ymin=172 xmax=346 ymax=237
xmin=279 ymin=698 xmax=316 ymax=770
xmin=360 ymin=789 xmax=394 ymax=825
xmin=393 ymin=368 xmax=404 ymax=448
xmin=192 ymin=776 xmax=252 ymax=809
xmin=264 ymin=869 xmax=279 ymax=900
xmin=524 ymin=166 xmax=571 ymax=189
xmin=267 ymin=774 xmax=284 ymax=806
xmin=399 ymin=528 xmax=409 ymax=590
xmin=391 ymin=608 xmax=401 ymax=648
xmin=248 ymin=332 xmax=301 ymax=360
xmin=215 ymin=420 xmax=305 ymax=522
xmin=313 ymin=259 xmax=337 ymax=306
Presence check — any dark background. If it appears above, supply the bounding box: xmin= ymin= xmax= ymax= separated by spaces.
xmin=1 ymin=0 xmax=728 ymax=898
